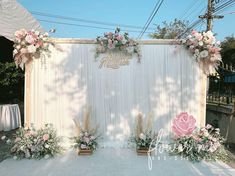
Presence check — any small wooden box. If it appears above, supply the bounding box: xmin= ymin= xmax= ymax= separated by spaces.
xmin=136 ymin=148 xmax=151 ymax=155
xmin=78 ymin=149 xmax=93 ymax=155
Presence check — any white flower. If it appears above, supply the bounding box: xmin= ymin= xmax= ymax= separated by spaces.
xmin=197 ymin=144 xmax=202 ymax=152
xmin=198 ymin=41 xmax=204 ymax=46
xmin=44 ymin=144 xmax=50 ymax=149
xmin=1 ymin=136 xmax=6 ymax=140
xmin=13 ymin=156 xmax=17 ymax=160
xmin=206 ymin=124 xmax=212 ymax=129
xmin=27 ymin=45 xmax=37 ymax=53
xmin=139 ymin=133 xmax=146 ymax=140
xmin=200 ymin=50 xmax=209 ymax=58
xmin=178 ymin=144 xmax=183 ymax=152
xmin=194 ymin=49 xmax=199 ymax=54
xmin=44 ymin=154 xmax=50 ymax=159
xmin=13 ymin=49 xmax=18 ymax=55
xmin=35 ymin=31 xmax=40 ymax=36
xmin=6 ymin=139 xmax=11 ymax=144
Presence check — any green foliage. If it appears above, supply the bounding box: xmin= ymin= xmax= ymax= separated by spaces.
xmin=0 ymin=62 xmax=24 ymax=103
xmin=221 ymin=35 xmax=235 ymax=65
xmin=149 ymin=19 xmax=189 ymax=39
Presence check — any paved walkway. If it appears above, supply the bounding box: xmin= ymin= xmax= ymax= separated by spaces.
xmin=0 ymin=149 xmax=235 ymax=176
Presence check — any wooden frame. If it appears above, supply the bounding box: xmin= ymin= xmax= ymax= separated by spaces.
xmin=24 ymin=39 xmax=207 ymax=127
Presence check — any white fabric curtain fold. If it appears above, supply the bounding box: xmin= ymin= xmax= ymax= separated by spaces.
xmin=28 ymin=43 xmax=203 ymax=147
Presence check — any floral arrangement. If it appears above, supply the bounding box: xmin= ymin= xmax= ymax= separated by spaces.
xmin=180 ymin=30 xmax=222 ymax=75
xmin=130 ymin=112 xmax=156 ymax=149
xmin=71 ymin=107 xmax=100 ymax=151
xmin=13 ymin=29 xmax=51 ymax=69
xmin=96 ymin=28 xmax=141 ymax=61
xmin=171 ymin=112 xmax=228 ymax=162
xmin=3 ymin=124 xmax=63 ymax=160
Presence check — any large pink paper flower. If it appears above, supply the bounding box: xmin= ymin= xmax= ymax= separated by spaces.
xmin=172 ymin=112 xmax=196 ymax=137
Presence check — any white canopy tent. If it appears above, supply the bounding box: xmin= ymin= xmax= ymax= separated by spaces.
xmin=0 ymin=0 xmax=43 ymax=41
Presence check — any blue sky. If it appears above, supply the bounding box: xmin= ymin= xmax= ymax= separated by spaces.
xmin=18 ymin=0 xmax=235 ymax=40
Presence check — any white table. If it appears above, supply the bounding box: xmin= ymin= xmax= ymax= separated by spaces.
xmin=0 ymin=104 xmax=21 ymax=131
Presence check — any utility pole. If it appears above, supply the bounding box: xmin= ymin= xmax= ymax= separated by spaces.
xmin=199 ymin=0 xmax=224 ymax=31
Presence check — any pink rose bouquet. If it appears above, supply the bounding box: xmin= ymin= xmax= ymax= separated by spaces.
xmin=13 ymin=29 xmax=51 ymax=69
xmin=180 ymin=30 xmax=221 ymax=75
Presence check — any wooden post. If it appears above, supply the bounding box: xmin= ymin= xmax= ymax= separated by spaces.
xmin=24 ymin=61 xmax=32 ymax=127
xmin=200 ymin=73 xmax=207 ymax=127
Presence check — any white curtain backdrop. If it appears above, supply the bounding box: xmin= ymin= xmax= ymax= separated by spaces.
xmin=28 ymin=42 xmax=204 ymax=147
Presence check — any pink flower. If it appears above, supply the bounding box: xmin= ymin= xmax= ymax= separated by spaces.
xmin=15 ymin=137 xmax=21 ymax=142
xmin=172 ymin=112 xmax=196 ymax=137
xmin=84 ymin=137 xmax=90 ymax=143
xmin=191 ymin=30 xmax=197 ymax=35
xmin=116 ymin=35 xmax=123 ymax=41
xmin=14 ymin=29 xmax=26 ymax=39
xmin=25 ymin=34 xmax=35 ymax=44
xmin=42 ymin=134 xmax=49 ymax=141
xmin=20 ymin=48 xmax=28 ymax=54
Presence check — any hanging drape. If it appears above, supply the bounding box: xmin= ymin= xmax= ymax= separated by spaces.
xmin=27 ymin=40 xmax=206 ymax=147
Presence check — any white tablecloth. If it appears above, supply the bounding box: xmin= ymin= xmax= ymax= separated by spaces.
xmin=0 ymin=104 xmax=21 ymax=131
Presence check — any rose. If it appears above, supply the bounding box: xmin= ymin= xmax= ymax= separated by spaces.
xmin=172 ymin=112 xmax=196 ymax=137
xmin=25 ymin=34 xmax=35 ymax=44
xmin=44 ymin=144 xmax=50 ymax=149
xmin=84 ymin=137 xmax=90 ymax=143
xmin=1 ymin=136 xmax=6 ymax=140
xmin=81 ymin=144 xmax=87 ymax=149
xmin=200 ymin=50 xmax=209 ymax=58
xmin=139 ymin=133 xmax=146 ymax=140
xmin=116 ymin=35 xmax=123 ymax=41
xmin=42 ymin=134 xmax=49 ymax=141
xmin=27 ymin=45 xmax=37 ymax=53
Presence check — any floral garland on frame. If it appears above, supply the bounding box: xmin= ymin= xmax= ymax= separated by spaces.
xmin=96 ymin=28 xmax=141 ymax=62
xmin=13 ymin=29 xmax=51 ymax=69
xmin=180 ymin=30 xmax=222 ymax=75
xmin=170 ymin=112 xmax=228 ymax=162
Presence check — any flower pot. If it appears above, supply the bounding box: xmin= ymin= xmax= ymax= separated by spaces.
xmin=77 ymin=149 xmax=93 ymax=155
xmin=136 ymin=147 xmax=151 ymax=155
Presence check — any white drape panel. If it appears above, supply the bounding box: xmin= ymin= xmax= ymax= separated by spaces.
xmin=28 ymin=43 xmax=203 ymax=147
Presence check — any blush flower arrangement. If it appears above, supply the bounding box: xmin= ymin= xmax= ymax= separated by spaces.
xmin=170 ymin=112 xmax=228 ymax=162
xmin=4 ymin=124 xmax=63 ymax=160
xmin=96 ymin=28 xmax=141 ymax=61
xmin=13 ymin=29 xmax=51 ymax=69
xmin=130 ymin=112 xmax=157 ymax=154
xmin=71 ymin=107 xmax=100 ymax=154
xmin=180 ymin=30 xmax=221 ymax=75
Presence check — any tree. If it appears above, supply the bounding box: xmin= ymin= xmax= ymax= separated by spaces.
xmin=221 ymin=35 xmax=235 ymax=65
xmin=149 ymin=19 xmax=189 ymax=39
xmin=0 ymin=62 xmax=24 ymax=103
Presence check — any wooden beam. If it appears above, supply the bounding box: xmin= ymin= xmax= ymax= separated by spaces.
xmin=24 ymin=61 xmax=32 ymax=127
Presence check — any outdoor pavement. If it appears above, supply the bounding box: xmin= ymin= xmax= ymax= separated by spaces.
xmin=0 ymin=148 xmax=235 ymax=176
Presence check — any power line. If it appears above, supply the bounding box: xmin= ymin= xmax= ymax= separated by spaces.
xmin=38 ymin=19 xmax=152 ymax=34
xmin=31 ymin=11 xmax=155 ymax=31
xmin=177 ymin=0 xmax=235 ymax=38
xmin=138 ymin=0 xmax=164 ymax=38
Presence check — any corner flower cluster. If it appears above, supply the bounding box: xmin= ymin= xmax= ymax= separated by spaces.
xmin=3 ymin=124 xmax=63 ymax=160
xmin=96 ymin=28 xmax=141 ymax=61
xmin=181 ymin=30 xmax=222 ymax=75
xmin=13 ymin=29 xmax=51 ymax=69
xmin=171 ymin=113 xmax=228 ymax=162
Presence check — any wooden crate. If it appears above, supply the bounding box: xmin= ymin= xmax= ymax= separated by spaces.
xmin=78 ymin=149 xmax=93 ymax=155
xmin=136 ymin=148 xmax=151 ymax=155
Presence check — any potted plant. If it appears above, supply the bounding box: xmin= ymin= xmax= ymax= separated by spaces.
xmin=71 ymin=107 xmax=100 ymax=155
xmin=131 ymin=112 xmax=156 ymax=155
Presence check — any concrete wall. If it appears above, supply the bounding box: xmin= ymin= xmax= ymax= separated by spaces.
xmin=206 ymin=104 xmax=235 ymax=144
